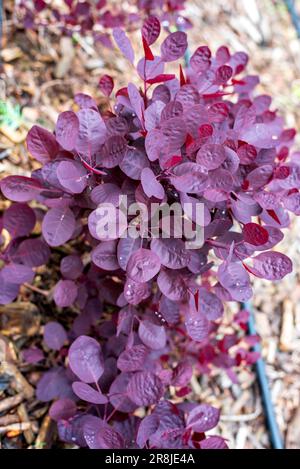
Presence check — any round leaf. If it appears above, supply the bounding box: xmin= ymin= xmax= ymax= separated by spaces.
xmin=68 ymin=335 xmax=104 ymax=384
xmin=138 ymin=319 xmax=166 ymax=350
xmin=72 ymin=381 xmax=108 ymax=404
xmin=127 ymin=371 xmax=164 ymax=406
xmin=42 ymin=206 xmax=75 ymax=247
xmin=127 ymin=248 xmax=161 ymax=283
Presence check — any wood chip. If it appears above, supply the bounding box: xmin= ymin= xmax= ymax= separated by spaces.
xmin=18 ymin=403 xmax=34 ymax=444
xmin=0 ymin=302 xmax=40 ymax=337
xmin=0 ymin=414 xmax=20 ymax=426
xmin=0 ymin=422 xmax=32 ymax=435
xmin=35 ymin=415 xmax=56 ymax=449
xmin=55 ymin=37 xmax=75 ymax=79
xmin=0 ymin=363 xmax=34 ymax=399
xmin=0 ymin=393 xmax=24 ymax=413
xmin=0 ymin=47 xmax=23 ymax=62
xmin=280 ymin=299 xmax=295 ymax=352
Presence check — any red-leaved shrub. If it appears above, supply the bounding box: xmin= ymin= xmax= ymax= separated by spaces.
xmin=1 ymin=18 xmax=299 ymax=448
xmin=16 ymin=0 xmax=191 ymax=47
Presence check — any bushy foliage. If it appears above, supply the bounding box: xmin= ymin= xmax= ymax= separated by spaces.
xmin=16 ymin=0 xmax=191 ymax=47
xmin=1 ymin=17 xmax=299 ymax=448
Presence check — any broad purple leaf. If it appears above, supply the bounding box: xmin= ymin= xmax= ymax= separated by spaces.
xmin=109 ymin=372 xmax=137 ymax=413
xmin=49 ymin=398 xmax=76 ymax=422
xmin=0 ymin=175 xmax=43 ymax=202
xmin=205 ymin=169 xmax=234 ymax=199
xmin=117 ymin=306 xmax=135 ymax=336
xmin=95 ymin=425 xmax=124 ymax=449
xmin=56 ymin=160 xmax=88 ymax=194
xmin=127 ymin=371 xmax=164 ymax=406
xmin=237 ymin=143 xmax=257 ymax=164
xmin=187 ymin=404 xmax=220 ymax=432
xmin=221 ymin=147 xmax=240 ymax=173
xmin=196 ymin=144 xmax=226 ymax=170
xmin=137 ymin=56 xmax=164 ymax=81
xmin=99 ymin=75 xmax=114 ymax=97
xmin=277 ymin=164 xmax=300 ymax=190
xmin=120 ymin=147 xmax=150 ymax=180
xmin=216 ymin=45 xmax=230 ymax=64
xmin=160 ymin=31 xmax=187 ymax=62
xmin=141 ymin=168 xmax=164 ymax=199
xmin=90 ymin=183 xmax=122 ymax=206
xmin=188 ymin=251 xmax=209 ymax=275
xmin=145 ymin=128 xmax=164 ymax=161
xmin=185 ymin=312 xmax=210 ymax=342
xmin=218 ymin=262 xmax=252 ymax=301
xmin=74 ymin=93 xmax=98 ymax=110
xmin=57 ymin=414 xmax=93 ymax=447
xmin=159 ymin=296 xmax=180 ymax=324
xmin=144 ymin=101 xmax=165 ymax=131
xmin=200 ymin=436 xmax=228 ymax=449
xmin=55 ymin=111 xmax=79 ymax=151
xmin=176 ymin=86 xmax=200 ymax=111
xmin=75 ymin=109 xmax=106 ymax=161
xmin=284 ymin=192 xmax=300 ymax=215
xmin=91 ymin=240 xmax=119 ymax=271
xmin=170 ymin=163 xmax=208 ymax=194
xmin=117 ymin=237 xmax=140 ymax=270
xmin=151 ymin=238 xmax=190 ymax=269
xmin=136 ymin=414 xmax=160 ymax=448
xmin=160 ymin=117 xmax=186 ymax=151
xmin=123 ymin=278 xmax=151 ymax=305
xmin=161 ymin=100 xmax=183 ymax=121
xmin=247 ymin=165 xmax=273 ymax=190
xmin=60 ymin=255 xmax=83 ymax=280
xmin=254 ymin=225 xmax=284 ymax=251
xmin=68 ymin=336 xmax=104 ymax=384
xmin=42 ymin=206 xmax=75 ymax=247
xmin=171 ymin=361 xmax=193 ymax=387
xmin=138 ymin=319 xmax=166 ymax=350
xmin=127 ymin=248 xmax=161 ymax=283
xmin=36 ymin=367 xmax=74 ymax=402
xmin=197 ymin=287 xmax=224 ymax=320
xmin=252 ymin=251 xmax=292 ymax=280
xmin=3 ymin=203 xmax=36 ymax=237
xmin=1 ymin=263 xmax=34 ymax=284
xmin=157 ymin=269 xmax=188 ymax=301
xmin=149 ymin=401 xmax=185 ymax=448
xmin=117 ymin=345 xmax=148 ymax=372
xmin=83 ymin=416 xmax=104 ymax=449
xmin=44 ymin=321 xmax=67 ymax=350
xmin=53 ymin=279 xmax=78 ymax=307
xmin=190 ymin=46 xmax=211 ymax=72
xmin=13 ymin=238 xmax=50 ymax=267
xmin=88 ymin=206 xmax=127 ymax=241
xmin=72 ymin=381 xmax=108 ymax=404
xmin=84 ymin=418 xmax=123 ymax=449
xmin=0 ymin=271 xmax=19 ymax=304
xmin=26 ymin=125 xmax=59 ymax=163
xmin=127 ymin=83 xmax=144 ymax=124
xmin=99 ymin=135 xmax=127 ymax=168
xmin=142 ymin=16 xmax=161 ymax=45
xmin=106 ymin=116 xmax=129 ymax=136
xmin=113 ymin=28 xmax=134 ymax=64
xmin=240 ymin=122 xmax=282 ymax=148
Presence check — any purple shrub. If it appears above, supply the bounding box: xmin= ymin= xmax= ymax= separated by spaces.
xmin=0 ymin=19 xmax=299 ymax=448
xmin=16 ymin=0 xmax=191 ymax=44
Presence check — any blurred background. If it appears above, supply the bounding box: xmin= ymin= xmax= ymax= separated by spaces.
xmin=1 ymin=0 xmax=300 ymax=449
